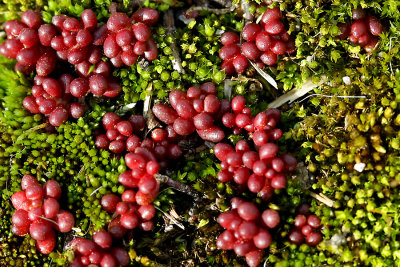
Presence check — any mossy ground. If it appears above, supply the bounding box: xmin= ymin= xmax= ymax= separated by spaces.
xmin=1 ymin=0 xmax=400 ymax=266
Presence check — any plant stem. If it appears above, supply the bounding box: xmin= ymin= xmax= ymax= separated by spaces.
xmin=164 ymin=10 xmax=185 ymax=74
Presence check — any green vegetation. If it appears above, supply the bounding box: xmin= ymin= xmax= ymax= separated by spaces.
xmin=1 ymin=0 xmax=400 ymax=266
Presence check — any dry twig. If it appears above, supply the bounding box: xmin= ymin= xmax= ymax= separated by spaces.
xmin=309 ymin=192 xmax=335 ymax=207
xmin=164 ymin=10 xmax=185 ymax=74
xmin=186 ymin=5 xmax=235 ymax=15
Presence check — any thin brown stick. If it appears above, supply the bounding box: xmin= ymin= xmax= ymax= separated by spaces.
xmin=210 ymin=0 xmax=232 ymax=7
xmin=154 ymin=174 xmax=201 ymax=200
xmin=241 ymin=0 xmax=254 ymax=21
xmin=164 ymin=10 xmax=185 ymax=74
xmin=186 ymin=5 xmax=236 ymax=15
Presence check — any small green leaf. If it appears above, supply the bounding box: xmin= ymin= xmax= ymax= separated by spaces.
xmin=331 ymin=50 xmax=341 ymax=63
xmin=197 ymin=219 xmax=209 ymax=228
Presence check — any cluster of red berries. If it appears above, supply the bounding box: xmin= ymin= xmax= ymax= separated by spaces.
xmin=152 ymin=86 xmax=297 ymax=197
xmin=220 ymin=7 xmax=295 ymax=75
xmin=94 ymin=111 xmax=185 ymax=235
xmin=216 ymin=198 xmax=280 ymax=267
xmin=23 ymin=71 xmax=122 ymax=127
xmin=288 ymin=204 xmax=323 ymax=247
xmin=213 ymin=96 xmax=296 ymax=197
xmin=0 ymin=8 xmax=159 ymax=127
xmin=1 ymin=9 xmax=120 ymax=126
xmin=1 ymin=10 xmax=48 ymax=74
xmin=103 ymin=8 xmax=159 ymax=66
xmin=95 ymin=112 xmax=146 ymax=154
xmin=338 ymin=8 xmax=383 ymax=53
xmin=100 ymin=190 xmax=156 ymax=233
xmin=11 ymin=175 xmax=74 ymax=254
xmin=95 ymin=112 xmax=183 ymax=164
xmin=152 ymin=82 xmax=229 ymax=143
xmin=69 ymin=233 xmax=129 ymax=266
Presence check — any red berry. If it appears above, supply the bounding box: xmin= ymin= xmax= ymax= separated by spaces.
xmin=253 ymin=229 xmax=272 ymax=249
xmin=68 ymin=47 xmax=88 ymax=64
xmin=307 ymin=215 xmax=321 ymax=228
xmin=173 ymin=117 xmax=195 ymax=136
xmin=69 ymin=103 xmax=85 ymax=119
xmin=352 ymin=8 xmax=366 ymax=21
xmin=38 ymin=24 xmax=57 ymax=46
xmin=93 ymin=24 xmax=109 ymax=45
xmin=301 ymin=224 xmax=312 ymax=236
xmin=365 ymin=36 xmax=379 ymax=53
xmin=203 ymin=95 xmax=220 ymax=114
xmin=220 ymin=32 xmax=240 ymax=45
xmin=238 ymin=221 xmax=259 ymax=240
xmin=255 ymin=32 xmax=272 ymax=51
xmin=21 ymin=10 xmax=42 ymax=29
xmin=49 ymin=106 xmax=69 ymax=128
xmin=265 ymin=20 xmax=284 ymax=35
xmin=63 ymin=18 xmax=81 ymax=32
xmin=271 ymin=41 xmax=287 ymax=55
xmin=76 ymin=29 xmax=93 ymax=47
xmin=242 ymin=23 xmax=261 ymax=42
xmin=271 ymin=174 xmax=286 ymax=189
xmin=237 ymin=202 xmax=259 ymax=221
xmin=131 ymin=7 xmax=159 ymax=26
xmin=358 ymin=34 xmax=371 ymax=47
xmin=261 ymin=7 xmax=281 ymax=25
xmin=245 ymin=250 xmax=264 ymax=267
xmin=221 ymin=59 xmax=235 ymax=75
xmin=95 ymin=134 xmax=110 ymax=149
xmin=338 ymin=23 xmax=350 ymax=39
xmin=197 ymin=127 xmax=225 ymax=143
xmin=36 ymin=231 xmax=56 ymax=254
xmin=120 ymin=213 xmax=139 ymax=229
xmin=262 ymin=209 xmax=280 ymax=228
xmin=305 ymin=232 xmax=322 ymax=246
xmin=25 ymin=184 xmax=44 ymax=200
xmin=19 ymin=28 xmax=39 ymax=48
xmin=116 ymin=121 xmax=133 ymax=136
xmin=233 ymin=239 xmax=255 ymax=256
xmin=23 ymin=96 xmax=40 ymax=114
xmin=146 ymin=161 xmax=160 ymax=175
xmin=29 ymin=221 xmax=53 ymax=241
xmin=351 ymin=20 xmax=368 ymax=38
xmin=367 ymin=16 xmax=383 ymax=36
xmin=101 ymin=194 xmax=121 ymax=213
xmin=241 ymin=41 xmax=260 ymax=60
xmin=231 ymin=96 xmax=246 ymax=113
xmin=6 ymin=20 xmax=28 ymax=37
xmin=289 ymin=229 xmax=304 ymax=245
xmin=144 ymin=38 xmax=158 ymax=61
xmin=52 ymin=15 xmax=67 ymax=31
xmin=102 ymin=112 xmax=120 ymax=130
xmin=104 ymin=34 xmax=121 ymax=58
xmin=132 ymin=22 xmax=151 ymax=42
xmin=39 ymin=99 xmax=56 ymax=114
xmin=116 ymin=29 xmax=133 ymax=47
xmin=233 ymin=54 xmax=248 ymax=74
xmin=260 ymin=51 xmax=278 ymax=66
xmin=16 ymin=47 xmax=40 ymax=66
xmin=219 ymin=44 xmax=240 ymax=61
xmin=93 ymin=231 xmax=113 ymax=249
xmin=200 ymin=82 xmax=217 ymax=95
xmin=70 ymin=78 xmax=90 ymax=98
xmin=283 ymin=43 xmax=296 ymax=58
xmin=81 ymin=9 xmax=98 ymax=30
